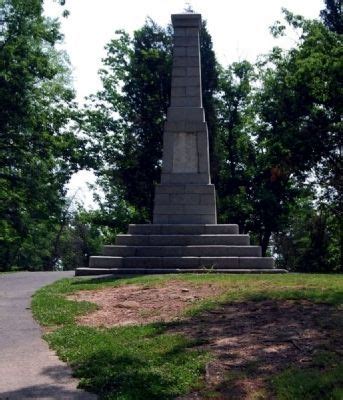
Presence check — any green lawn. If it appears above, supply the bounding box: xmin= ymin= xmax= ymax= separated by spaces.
xmin=32 ymin=274 xmax=343 ymax=400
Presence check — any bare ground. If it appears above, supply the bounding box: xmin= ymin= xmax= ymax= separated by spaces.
xmin=174 ymin=299 xmax=342 ymax=399
xmin=69 ymin=282 xmax=342 ymax=399
xmin=69 ymin=281 xmax=222 ymax=327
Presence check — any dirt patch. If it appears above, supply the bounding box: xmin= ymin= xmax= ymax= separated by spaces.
xmin=69 ymin=283 xmax=342 ymax=399
xmin=68 ymin=281 xmax=223 ymax=327
xmin=174 ymin=300 xmax=342 ymax=399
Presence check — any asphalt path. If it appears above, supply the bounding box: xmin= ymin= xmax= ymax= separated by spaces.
xmin=0 ymin=271 xmax=96 ymax=399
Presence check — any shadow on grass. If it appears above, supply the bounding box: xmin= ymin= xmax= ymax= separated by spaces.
xmin=171 ymin=298 xmax=343 ymax=400
xmin=76 ymin=352 xmax=184 ymax=399
xmin=45 ymin=323 xmax=209 ymax=400
xmin=272 ymin=362 xmax=343 ymax=400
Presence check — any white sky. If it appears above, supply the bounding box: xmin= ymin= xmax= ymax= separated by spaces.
xmin=44 ymin=0 xmax=324 ymax=208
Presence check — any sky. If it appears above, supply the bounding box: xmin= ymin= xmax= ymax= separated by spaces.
xmin=44 ymin=0 xmax=325 ymax=208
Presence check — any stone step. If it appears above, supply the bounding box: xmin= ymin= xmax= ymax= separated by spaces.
xmin=115 ymin=234 xmax=250 ymax=246
xmin=128 ymin=224 xmax=239 ymax=235
xmin=75 ymin=267 xmax=287 ymax=276
xmin=90 ymin=256 xmax=122 ymax=268
xmin=89 ymin=256 xmax=274 ymax=269
xmin=103 ymin=245 xmax=261 ymax=257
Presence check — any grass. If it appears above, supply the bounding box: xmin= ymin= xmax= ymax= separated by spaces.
xmin=222 ymin=349 xmax=343 ymax=400
xmin=271 ymin=351 xmax=343 ymax=400
xmin=32 ymin=273 xmax=343 ymax=399
xmin=46 ymin=324 xmax=209 ymax=399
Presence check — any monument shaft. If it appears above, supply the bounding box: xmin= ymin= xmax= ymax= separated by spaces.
xmin=153 ymin=13 xmax=217 ymax=224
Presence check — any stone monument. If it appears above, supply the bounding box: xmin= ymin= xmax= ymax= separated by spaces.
xmin=75 ymin=13 xmax=285 ymax=276
xmin=153 ymin=13 xmax=216 ymax=225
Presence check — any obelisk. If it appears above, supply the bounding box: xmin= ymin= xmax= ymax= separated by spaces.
xmin=76 ymin=12 xmax=284 ymax=276
xmin=153 ymin=13 xmax=217 ymax=224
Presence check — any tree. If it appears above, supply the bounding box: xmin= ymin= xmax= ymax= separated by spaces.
xmin=200 ymin=21 xmax=219 ymax=184
xmin=274 ymin=194 xmax=342 ymax=272
xmin=215 ymin=61 xmax=256 ymax=231
xmin=0 ymin=0 xmax=87 ymax=271
xmin=320 ymin=0 xmax=343 ymax=34
xmin=83 ymin=19 xmax=172 ymax=226
xmin=58 ymin=208 xmax=103 ymax=270
xmin=249 ymin=9 xmax=342 ymax=257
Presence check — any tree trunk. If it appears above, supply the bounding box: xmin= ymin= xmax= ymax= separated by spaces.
xmin=261 ymin=230 xmax=272 ymax=257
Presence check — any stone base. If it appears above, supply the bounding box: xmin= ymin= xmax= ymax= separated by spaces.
xmin=75 ymin=268 xmax=287 ymax=276
xmin=153 ymin=185 xmax=217 ymax=224
xmin=76 ymin=224 xmax=285 ymax=276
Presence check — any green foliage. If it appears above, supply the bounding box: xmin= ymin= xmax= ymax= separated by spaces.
xmin=320 ymin=0 xmax=343 ymax=34
xmin=58 ymin=209 xmax=103 ymax=270
xmin=83 ymin=19 xmax=173 ymax=224
xmin=216 ymin=61 xmax=256 ymax=230
xmin=214 ymin=6 xmax=342 ymax=263
xmin=257 ymin=11 xmax=342 ymax=198
xmin=0 ymin=0 xmax=88 ymax=271
xmin=200 ymin=21 xmax=219 ymax=182
xmin=88 ymin=199 xmax=142 ymax=244
xmin=274 ymin=197 xmax=342 ymax=272
xmin=250 ymin=9 xmax=342 ymax=258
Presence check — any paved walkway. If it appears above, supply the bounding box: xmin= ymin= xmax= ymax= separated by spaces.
xmin=0 ymin=271 xmax=96 ymax=399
